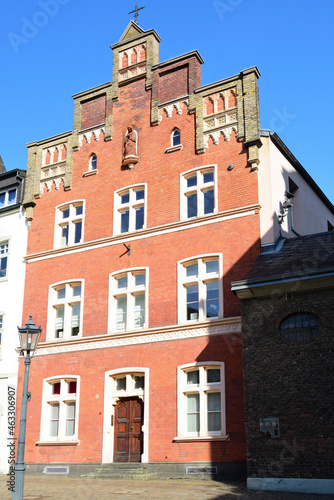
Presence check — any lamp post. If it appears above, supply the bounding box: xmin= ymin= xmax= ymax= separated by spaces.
xmin=12 ymin=315 xmax=41 ymax=500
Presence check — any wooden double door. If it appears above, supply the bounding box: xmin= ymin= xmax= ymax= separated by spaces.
xmin=114 ymin=397 xmax=143 ymax=462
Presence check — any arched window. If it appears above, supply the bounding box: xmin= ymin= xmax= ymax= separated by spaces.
xmin=90 ymin=154 xmax=97 ymax=171
xmin=280 ymin=313 xmax=320 ymax=343
xmin=172 ymin=128 xmax=181 ymax=147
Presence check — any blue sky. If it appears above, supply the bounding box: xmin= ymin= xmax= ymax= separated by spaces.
xmin=1 ymin=0 xmax=333 ymax=204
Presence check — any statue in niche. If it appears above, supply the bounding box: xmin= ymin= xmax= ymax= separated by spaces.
xmin=123 ymin=126 xmax=139 ymax=169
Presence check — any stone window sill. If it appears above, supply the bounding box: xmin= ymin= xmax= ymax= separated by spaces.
xmin=83 ymin=170 xmax=98 ymax=177
xmin=173 ymin=435 xmax=229 ymax=442
xmin=165 ymin=144 xmax=183 ymax=153
xmin=36 ymin=440 xmax=79 ymax=446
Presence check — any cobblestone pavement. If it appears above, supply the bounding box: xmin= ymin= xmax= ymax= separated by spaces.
xmin=1 ymin=475 xmax=333 ymax=500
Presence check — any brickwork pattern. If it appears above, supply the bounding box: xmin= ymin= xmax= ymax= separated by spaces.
xmin=241 ymin=289 xmax=334 ymax=480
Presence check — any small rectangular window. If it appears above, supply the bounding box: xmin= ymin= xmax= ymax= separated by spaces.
xmin=207 ymin=369 xmax=220 ymax=383
xmin=187 ymin=370 xmax=199 ymax=385
xmin=116 ymin=377 xmax=126 ymax=391
xmin=187 ymin=176 xmax=197 ymax=188
xmin=134 ymin=375 xmax=144 ymax=389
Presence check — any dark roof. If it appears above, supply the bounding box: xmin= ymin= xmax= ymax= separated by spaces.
xmin=245 ymin=232 xmax=334 ymax=283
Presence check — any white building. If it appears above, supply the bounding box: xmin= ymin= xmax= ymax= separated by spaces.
xmin=258 ymin=131 xmax=334 ymax=247
xmin=0 ymin=165 xmax=28 ymax=474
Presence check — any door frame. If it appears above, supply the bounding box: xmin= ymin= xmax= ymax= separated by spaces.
xmin=102 ymin=368 xmax=149 ymax=464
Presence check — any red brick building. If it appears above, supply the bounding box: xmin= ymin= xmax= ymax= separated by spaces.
xmin=17 ymin=21 xmax=333 ymax=480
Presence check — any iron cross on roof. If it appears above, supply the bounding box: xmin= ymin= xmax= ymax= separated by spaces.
xmin=128 ymin=2 xmax=145 ymax=24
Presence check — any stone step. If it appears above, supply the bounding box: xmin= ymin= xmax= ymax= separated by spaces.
xmin=82 ymin=463 xmax=158 ymax=480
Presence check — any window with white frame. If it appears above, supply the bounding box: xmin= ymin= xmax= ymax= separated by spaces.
xmin=89 ymin=154 xmax=97 ymax=171
xmin=40 ymin=377 xmax=79 ymax=442
xmin=113 ymin=372 xmax=145 ymax=394
xmin=171 ymin=128 xmax=181 ymax=147
xmin=178 ymin=255 xmax=223 ymax=323
xmin=109 ymin=269 xmax=147 ymax=332
xmin=177 ymin=363 xmax=225 ymax=439
xmin=114 ymin=185 xmax=146 ymax=235
xmin=48 ymin=281 xmax=83 ymax=340
xmin=180 ymin=166 xmax=216 ymax=220
xmin=54 ymin=202 xmax=84 ymax=248
xmin=0 ymin=241 xmax=9 ymax=279
xmin=0 ymin=189 xmax=16 ymax=208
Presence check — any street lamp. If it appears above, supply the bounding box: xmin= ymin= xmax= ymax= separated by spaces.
xmin=12 ymin=315 xmax=42 ymax=500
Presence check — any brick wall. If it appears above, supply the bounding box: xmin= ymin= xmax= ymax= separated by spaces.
xmin=241 ymin=288 xmax=334 ymax=479
xmin=17 ymin=333 xmax=246 ymax=465
xmin=81 ymin=95 xmax=106 ymax=130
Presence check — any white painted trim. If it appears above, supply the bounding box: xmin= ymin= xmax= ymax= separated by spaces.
xmin=39 ymin=375 xmax=81 ymax=444
xmin=176 ymin=362 xmax=226 ymax=439
xmin=35 ymin=318 xmax=241 ymax=356
xmin=108 ymin=267 xmax=149 ymax=333
xmin=102 ymin=367 xmax=149 ymax=464
xmin=180 ymin=165 xmax=218 ymax=222
xmin=26 ymin=207 xmax=257 ymax=263
xmin=177 ymin=254 xmax=223 ymax=324
xmin=53 ymin=200 xmax=85 ymax=250
xmin=46 ymin=279 xmax=85 ymax=341
xmin=113 ymin=183 xmax=147 ymax=237
xmin=247 ymin=478 xmax=334 ymax=495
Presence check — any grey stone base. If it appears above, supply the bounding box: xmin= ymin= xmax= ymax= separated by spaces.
xmin=25 ymin=461 xmax=246 ymax=481
xmin=247 ymin=477 xmax=334 ymax=495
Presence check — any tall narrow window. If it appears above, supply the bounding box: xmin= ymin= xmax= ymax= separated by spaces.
xmin=178 ymin=256 xmax=222 ymax=323
xmin=48 ymin=281 xmax=83 ymax=340
xmin=171 ymin=128 xmax=181 ymax=147
xmin=177 ymin=363 xmax=226 ymax=439
xmin=40 ymin=377 xmax=79 ymax=443
xmin=0 ymin=242 xmax=9 ymax=279
xmin=109 ymin=269 xmax=147 ymax=332
xmin=181 ymin=167 xmax=216 ymax=220
xmin=114 ymin=185 xmax=146 ymax=235
xmin=55 ymin=202 xmax=84 ymax=248
xmin=89 ymin=154 xmax=97 ymax=171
